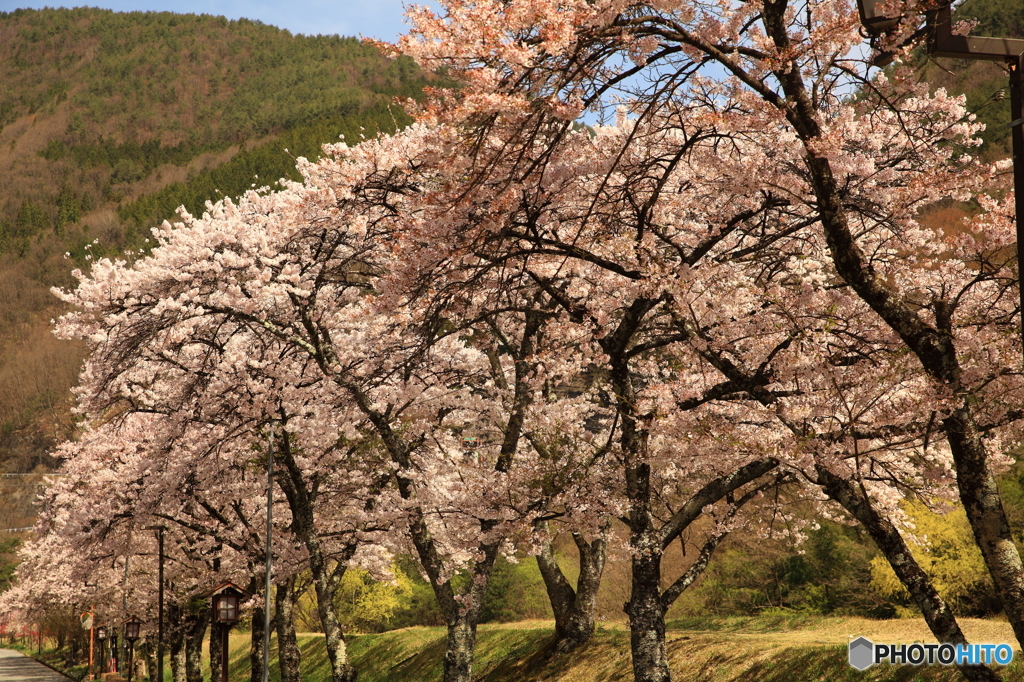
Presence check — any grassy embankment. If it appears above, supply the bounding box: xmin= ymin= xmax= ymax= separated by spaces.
xmin=15 ymin=615 xmax=1024 ymax=682
xmin=332 ymin=615 xmax=1024 ymax=682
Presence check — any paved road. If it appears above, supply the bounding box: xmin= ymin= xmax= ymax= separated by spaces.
xmin=0 ymin=650 xmax=73 ymax=682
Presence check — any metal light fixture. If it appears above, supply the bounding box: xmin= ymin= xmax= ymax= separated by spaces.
xmin=857 ymin=0 xmax=1024 ymax=64
xmin=213 ymin=593 xmax=240 ymax=624
xmin=123 ymin=616 xmax=142 ymax=641
xmin=122 ymin=617 xmax=143 ymax=682
xmin=95 ymin=626 xmax=108 ymax=675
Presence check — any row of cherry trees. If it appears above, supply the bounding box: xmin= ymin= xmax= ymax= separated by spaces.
xmin=4 ymin=0 xmax=1024 ymax=681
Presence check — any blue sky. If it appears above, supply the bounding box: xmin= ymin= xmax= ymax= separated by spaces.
xmin=3 ymin=0 xmax=428 ymax=41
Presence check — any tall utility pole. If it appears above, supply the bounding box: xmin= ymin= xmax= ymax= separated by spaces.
xmin=857 ymin=1 xmax=1024 ymax=346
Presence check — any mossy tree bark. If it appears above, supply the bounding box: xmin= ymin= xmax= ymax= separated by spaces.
xmin=275 ymin=577 xmax=303 ymax=682
xmin=535 ymin=524 xmax=608 ymax=653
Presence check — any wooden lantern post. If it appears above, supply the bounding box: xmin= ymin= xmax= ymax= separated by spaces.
xmin=122 ymin=617 xmax=142 ymax=682
xmin=207 ymin=583 xmax=252 ymax=682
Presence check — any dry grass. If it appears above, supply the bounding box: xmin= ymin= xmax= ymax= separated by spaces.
xmin=22 ymin=615 xmax=1023 ymax=681
xmin=206 ymin=616 xmax=1024 ymax=682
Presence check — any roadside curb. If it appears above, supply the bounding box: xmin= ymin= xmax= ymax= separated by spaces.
xmin=24 ymin=653 xmax=77 ymax=681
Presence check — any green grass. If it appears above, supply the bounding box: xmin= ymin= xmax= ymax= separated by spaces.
xmin=209 ymin=618 xmax=1024 ymax=682
xmin=16 ymin=616 xmax=1024 ymax=682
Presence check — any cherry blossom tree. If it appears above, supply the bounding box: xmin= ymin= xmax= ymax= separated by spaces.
xmin=44 ymin=113 xmax=1014 ymax=682
xmin=16 ymin=7 xmax=1024 ymax=682
xmin=383 ymin=1 xmax=1024 ymax=679
xmin=43 ymin=136 xmax=613 ymax=682
xmin=19 ymin=191 xmax=419 ymax=679
xmin=0 ymin=420 xmax=260 ymax=682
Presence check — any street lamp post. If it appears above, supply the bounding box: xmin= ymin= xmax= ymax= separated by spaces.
xmin=208 ymin=583 xmax=250 ymax=682
xmin=856 ymin=1 xmax=1024 ymax=346
xmin=95 ymin=626 xmax=108 ymax=674
xmin=143 ymin=525 xmax=166 ymax=682
xmin=213 ymin=592 xmax=238 ymax=682
xmin=123 ymin=617 xmax=142 ymax=682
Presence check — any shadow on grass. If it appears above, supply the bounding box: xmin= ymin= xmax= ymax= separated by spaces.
xmin=738 ymin=647 xmax=978 ymax=682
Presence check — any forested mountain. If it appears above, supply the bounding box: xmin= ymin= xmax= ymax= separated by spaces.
xmin=0 ymin=7 xmax=433 ymax=477
xmin=0 ymin=7 xmax=428 ymax=250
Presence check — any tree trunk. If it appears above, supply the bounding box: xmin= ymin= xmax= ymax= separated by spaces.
xmin=133 ymin=645 xmax=145 ymax=682
xmin=394 ymin=515 xmax=499 ymax=682
xmin=536 ymin=537 xmax=575 ymax=637
xmin=250 ymin=599 xmax=266 ymax=682
xmin=757 ymin=0 xmax=1024 ymax=649
xmin=817 ymin=466 xmax=1001 ymax=682
xmin=808 ymin=131 xmax=1024 ymax=649
xmin=171 ymin=646 xmax=185 ymax=682
xmin=349 ymin=395 xmax=504 ymax=682
xmin=944 ymin=406 xmax=1024 ymax=646
xmin=184 ymin=610 xmax=207 ymax=682
xmin=619 ymin=402 xmax=778 ymax=682
xmin=276 ymin=578 xmax=303 ymax=682
xmin=535 ymin=528 xmax=607 ymax=653
xmin=399 ymin=508 xmax=500 ymax=682
xmin=275 ymin=431 xmax=357 ymax=682
xmin=168 ymin=604 xmax=185 ymax=682
xmin=143 ymin=640 xmax=157 ymax=682
xmin=310 ymin=547 xmax=357 ymax=682
xmin=339 ymin=310 xmax=544 ymax=682
xmin=209 ymin=623 xmax=222 ymax=682
xmin=607 ymin=306 xmax=674 ymax=682
xmin=626 ymin=523 xmax=671 ymax=682
xmin=442 ymin=614 xmax=479 ymax=682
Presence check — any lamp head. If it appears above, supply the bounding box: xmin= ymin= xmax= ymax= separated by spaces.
xmin=123 ymin=616 xmax=143 ymax=641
